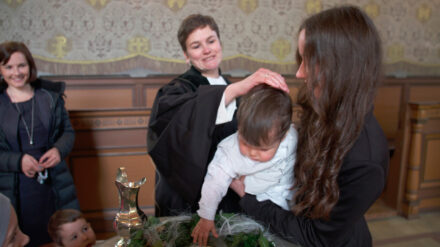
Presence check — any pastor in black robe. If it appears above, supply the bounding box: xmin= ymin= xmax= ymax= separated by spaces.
xmin=147 ymin=66 xmax=241 ymax=216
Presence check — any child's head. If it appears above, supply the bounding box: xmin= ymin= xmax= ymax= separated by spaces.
xmin=48 ymin=209 xmax=96 ymax=247
xmin=237 ymin=84 xmax=293 ymax=162
xmin=0 ymin=193 xmax=29 ymax=247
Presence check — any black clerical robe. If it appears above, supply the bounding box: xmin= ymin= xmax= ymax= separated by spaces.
xmin=147 ymin=66 xmax=240 ymax=216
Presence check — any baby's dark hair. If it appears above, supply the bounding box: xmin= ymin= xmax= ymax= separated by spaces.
xmin=237 ymin=85 xmax=293 ymax=147
xmin=48 ymin=209 xmax=84 ymax=246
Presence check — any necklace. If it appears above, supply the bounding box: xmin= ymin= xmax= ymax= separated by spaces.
xmin=13 ymin=97 xmax=34 ymax=145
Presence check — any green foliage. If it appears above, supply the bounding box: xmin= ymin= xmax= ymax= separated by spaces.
xmin=144 ymin=217 xmax=194 ymax=246
xmin=127 ymin=214 xmax=275 ymax=247
xmin=224 ymin=231 xmax=275 ymax=247
xmin=173 ymin=220 xmax=193 ymax=246
xmin=145 ymin=216 xmax=160 ymax=227
xmin=127 ymin=228 xmax=147 ymax=247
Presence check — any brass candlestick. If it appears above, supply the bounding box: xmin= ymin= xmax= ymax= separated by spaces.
xmin=114 ymin=167 xmax=147 ymax=247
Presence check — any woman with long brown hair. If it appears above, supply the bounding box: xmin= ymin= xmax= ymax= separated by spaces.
xmin=231 ymin=6 xmax=389 ymax=246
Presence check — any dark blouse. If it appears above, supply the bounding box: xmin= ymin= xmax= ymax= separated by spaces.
xmin=15 ymin=97 xmax=49 ymax=160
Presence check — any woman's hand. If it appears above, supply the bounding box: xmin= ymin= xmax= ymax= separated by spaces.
xmin=191 ymin=218 xmax=218 ymax=247
xmin=229 ymin=176 xmax=246 ymax=198
xmin=224 ymin=68 xmax=288 ymax=105
xmin=21 ymin=154 xmax=42 ymax=178
xmin=39 ymin=147 xmax=61 ymax=169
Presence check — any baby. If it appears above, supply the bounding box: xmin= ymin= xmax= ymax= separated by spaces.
xmin=192 ymin=85 xmax=297 ymax=246
xmin=48 ymin=209 xmax=96 ymax=247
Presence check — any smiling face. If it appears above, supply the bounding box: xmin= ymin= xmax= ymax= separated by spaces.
xmin=0 ymin=52 xmax=30 ymax=90
xmin=184 ymin=26 xmax=222 ymax=78
xmin=58 ymin=218 xmax=96 ymax=247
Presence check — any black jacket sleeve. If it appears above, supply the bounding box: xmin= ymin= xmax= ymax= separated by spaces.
xmin=51 ymin=96 xmax=75 ymax=159
xmin=0 ymin=129 xmax=23 ymax=173
xmin=0 ymin=92 xmax=23 ymax=173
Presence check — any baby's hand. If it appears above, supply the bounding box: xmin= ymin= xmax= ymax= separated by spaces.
xmin=191 ymin=218 xmax=218 ymax=246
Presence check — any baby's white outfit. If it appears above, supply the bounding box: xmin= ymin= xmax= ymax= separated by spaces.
xmin=197 ymin=125 xmax=297 ymax=220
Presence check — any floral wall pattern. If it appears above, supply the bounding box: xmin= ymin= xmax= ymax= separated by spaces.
xmin=0 ymin=0 xmax=439 ymax=77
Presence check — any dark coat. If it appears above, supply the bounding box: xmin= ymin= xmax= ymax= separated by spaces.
xmin=239 ymin=112 xmax=389 ymax=247
xmin=0 ymin=78 xmax=79 ymax=211
xmin=147 ymin=66 xmax=240 ymax=216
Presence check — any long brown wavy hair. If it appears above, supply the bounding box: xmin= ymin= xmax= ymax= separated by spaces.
xmin=292 ymin=6 xmax=383 ymax=219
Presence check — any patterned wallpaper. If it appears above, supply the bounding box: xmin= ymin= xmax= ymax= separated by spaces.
xmin=0 ymin=0 xmax=439 ymax=77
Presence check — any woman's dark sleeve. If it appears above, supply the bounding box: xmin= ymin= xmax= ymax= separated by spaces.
xmin=0 ymin=129 xmax=23 ymax=172
xmin=239 ymin=161 xmax=386 ymax=247
xmin=52 ymin=97 xmax=75 ymax=159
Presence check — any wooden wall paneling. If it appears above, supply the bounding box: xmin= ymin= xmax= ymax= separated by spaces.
xmin=74 ymin=129 xmax=147 ymax=149
xmin=141 ymin=76 xmax=174 ymax=109
xmin=43 ymin=77 xmax=141 ymax=110
xmin=145 ymin=87 xmax=159 ymax=109
xmin=65 ymin=88 xmax=134 ymax=110
xmin=401 ymin=102 xmax=440 ymax=218
xmin=69 ymin=154 xmax=156 ymax=234
xmin=133 ymin=83 xmax=144 ymax=107
xmin=410 ymin=86 xmax=440 ymax=102
xmin=71 ymin=110 xmax=149 ymax=149
xmin=67 ymin=109 xmax=154 ymax=234
xmin=70 ymin=155 xmax=155 ymax=211
xmin=419 ymin=198 xmax=440 ymax=211
xmin=419 ymin=132 xmax=440 ymax=211
xmin=423 ymin=136 xmax=440 ymax=181
xmin=376 ymin=83 xmax=406 ymax=212
xmin=374 ymin=86 xmax=402 ymax=141
xmin=382 ymin=110 xmax=410 ymax=211
xmin=382 ymin=78 xmax=440 ymax=214
xmin=402 ymin=114 xmax=423 ymax=218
